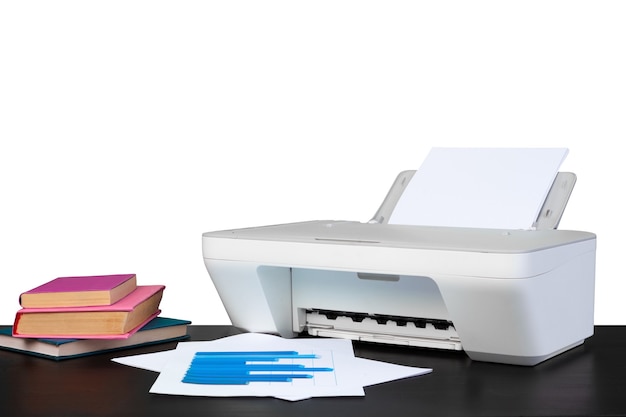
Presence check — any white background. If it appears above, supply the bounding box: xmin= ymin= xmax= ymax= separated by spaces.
xmin=1 ymin=1 xmax=624 ymax=326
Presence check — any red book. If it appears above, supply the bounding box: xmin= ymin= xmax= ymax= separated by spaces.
xmin=19 ymin=274 xmax=137 ymax=308
xmin=13 ymin=285 xmax=165 ymax=339
xmin=0 ymin=317 xmax=190 ymax=360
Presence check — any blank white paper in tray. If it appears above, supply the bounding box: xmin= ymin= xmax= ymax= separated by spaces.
xmin=388 ymin=148 xmax=568 ymax=230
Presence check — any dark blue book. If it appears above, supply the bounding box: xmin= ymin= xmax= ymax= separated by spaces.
xmin=0 ymin=316 xmax=190 ymax=360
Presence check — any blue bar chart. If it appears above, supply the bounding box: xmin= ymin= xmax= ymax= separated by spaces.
xmin=182 ymin=350 xmax=335 ymax=385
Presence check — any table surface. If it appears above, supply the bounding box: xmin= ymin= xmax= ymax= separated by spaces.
xmin=1 ymin=325 xmax=625 ymax=417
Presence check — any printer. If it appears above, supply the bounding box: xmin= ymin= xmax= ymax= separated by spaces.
xmin=202 ymin=169 xmax=596 ymax=366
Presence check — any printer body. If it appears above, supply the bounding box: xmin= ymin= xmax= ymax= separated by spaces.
xmin=202 ymin=171 xmax=596 ymax=366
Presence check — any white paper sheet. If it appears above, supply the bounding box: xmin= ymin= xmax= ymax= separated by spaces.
xmin=388 ymin=148 xmax=569 ymax=230
xmin=112 ymin=333 xmax=432 ymax=401
xmin=112 ymin=348 xmax=177 ymax=373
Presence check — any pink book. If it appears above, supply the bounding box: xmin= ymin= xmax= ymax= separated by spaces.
xmin=19 ymin=274 xmax=137 ymax=308
xmin=13 ymin=285 xmax=165 ymax=339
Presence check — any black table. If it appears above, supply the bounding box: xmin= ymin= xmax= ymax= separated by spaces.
xmin=1 ymin=325 xmax=625 ymax=417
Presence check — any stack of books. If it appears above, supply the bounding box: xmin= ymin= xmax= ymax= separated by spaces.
xmin=0 ymin=274 xmax=190 ymax=359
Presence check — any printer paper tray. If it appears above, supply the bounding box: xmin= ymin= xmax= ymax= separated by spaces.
xmin=304 ymin=310 xmax=463 ymax=351
xmin=307 ymin=327 xmax=463 ymax=351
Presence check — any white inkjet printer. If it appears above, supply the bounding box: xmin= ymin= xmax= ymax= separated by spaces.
xmin=202 ymin=156 xmax=596 ymax=366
